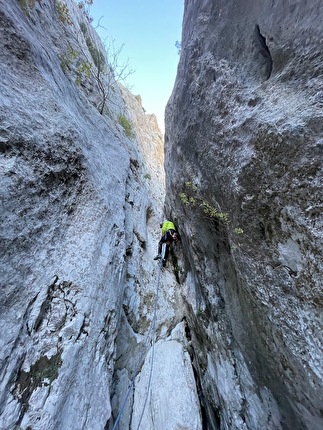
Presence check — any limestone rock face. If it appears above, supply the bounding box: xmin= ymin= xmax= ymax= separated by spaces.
xmin=119 ymin=84 xmax=165 ymax=209
xmin=132 ymin=337 xmax=202 ymax=430
xmin=165 ymin=1 xmax=323 ymax=429
xmin=0 ymin=1 xmax=202 ymax=429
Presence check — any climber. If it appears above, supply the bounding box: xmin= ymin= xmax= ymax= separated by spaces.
xmin=154 ymin=220 xmax=180 ymax=265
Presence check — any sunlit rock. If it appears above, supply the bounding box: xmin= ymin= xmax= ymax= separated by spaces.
xmin=0 ymin=1 xmax=177 ymax=428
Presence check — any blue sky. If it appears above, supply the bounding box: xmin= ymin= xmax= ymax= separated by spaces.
xmin=89 ymin=0 xmax=184 ymax=131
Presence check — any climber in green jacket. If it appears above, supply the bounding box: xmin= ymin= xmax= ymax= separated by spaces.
xmin=154 ymin=220 xmax=179 ymax=264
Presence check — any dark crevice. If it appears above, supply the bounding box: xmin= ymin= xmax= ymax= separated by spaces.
xmin=183 ymin=317 xmax=221 ymax=430
xmin=255 ymin=24 xmax=273 ymax=80
xmin=170 ymin=246 xmax=180 ymax=283
xmin=33 ymin=277 xmax=58 ymax=331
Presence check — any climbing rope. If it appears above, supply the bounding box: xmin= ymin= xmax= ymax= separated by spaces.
xmin=111 ymin=243 xmax=165 ymax=430
xmin=135 ymin=243 xmax=164 ymax=429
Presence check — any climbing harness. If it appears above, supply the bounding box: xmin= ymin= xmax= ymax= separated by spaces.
xmin=111 ymin=243 xmax=166 ymax=430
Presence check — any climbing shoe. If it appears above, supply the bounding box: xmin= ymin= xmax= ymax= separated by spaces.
xmin=154 ymin=255 xmax=161 ymax=260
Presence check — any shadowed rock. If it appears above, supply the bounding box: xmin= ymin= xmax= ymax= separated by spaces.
xmin=165 ymin=0 xmax=323 ymax=429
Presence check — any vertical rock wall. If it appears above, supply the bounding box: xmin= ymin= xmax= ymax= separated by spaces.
xmin=165 ymin=0 xmax=323 ymax=429
xmin=0 ymin=1 xmax=129 ymax=428
xmin=110 ymin=84 xmax=203 ymax=430
xmin=0 ymin=1 xmax=183 ymax=429
xmin=0 ymin=1 xmax=204 ymax=429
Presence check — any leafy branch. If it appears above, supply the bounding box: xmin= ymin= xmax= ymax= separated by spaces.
xmin=77 ymin=19 xmax=135 ymax=114
xmin=118 ymin=114 xmax=134 ymax=139
xmin=56 ymin=1 xmax=73 ymax=24
xmin=18 ymin=0 xmax=37 ymax=15
xmin=179 ymin=181 xmax=244 ymax=241
xmin=56 ymin=2 xmax=134 ymax=114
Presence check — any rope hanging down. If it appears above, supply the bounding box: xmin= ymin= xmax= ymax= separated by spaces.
xmin=112 ymin=243 xmax=165 ymax=430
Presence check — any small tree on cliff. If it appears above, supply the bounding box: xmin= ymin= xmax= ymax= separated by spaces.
xmin=98 ymin=37 xmax=134 ymax=114
xmin=57 ymin=1 xmax=134 ymax=115
xmin=78 ymin=20 xmax=134 ymax=114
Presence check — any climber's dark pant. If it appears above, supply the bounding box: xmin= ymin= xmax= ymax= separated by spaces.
xmin=158 ymin=229 xmax=176 ymax=260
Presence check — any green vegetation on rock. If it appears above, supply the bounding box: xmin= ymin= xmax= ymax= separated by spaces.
xmin=118 ymin=114 xmax=135 ymax=139
xmin=179 ymin=180 xmax=244 ymax=238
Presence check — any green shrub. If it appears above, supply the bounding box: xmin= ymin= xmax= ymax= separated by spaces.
xmin=59 ymin=48 xmax=92 ymax=86
xmin=79 ymin=21 xmax=87 ymax=35
xmin=56 ymin=1 xmax=73 ymax=25
xmin=85 ymin=37 xmax=105 ymax=69
xmin=179 ymin=180 xmax=244 ymax=244
xmin=19 ymin=0 xmax=36 ymax=15
xmin=179 ymin=192 xmax=189 ymax=205
xmin=196 ymin=307 xmax=204 ymax=317
xmin=59 ymin=47 xmax=79 ymax=73
xmin=75 ymin=60 xmax=92 ymax=85
xmin=118 ymin=115 xmax=134 ymax=139
xmin=201 ymin=201 xmax=229 ymax=223
xmin=185 ymin=181 xmax=197 ymax=192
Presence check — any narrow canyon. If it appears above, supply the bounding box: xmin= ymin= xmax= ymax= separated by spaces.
xmin=0 ymin=1 xmax=322 ymax=429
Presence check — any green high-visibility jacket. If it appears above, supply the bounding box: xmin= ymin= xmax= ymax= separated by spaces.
xmin=161 ymin=220 xmax=176 ymax=235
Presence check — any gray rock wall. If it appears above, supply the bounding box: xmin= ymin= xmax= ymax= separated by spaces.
xmin=0 ymin=1 xmax=132 ymax=427
xmin=0 ymin=1 xmax=199 ymax=429
xmin=165 ymin=0 xmax=323 ymax=429
xmin=3 ymin=0 xmax=322 ymax=429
